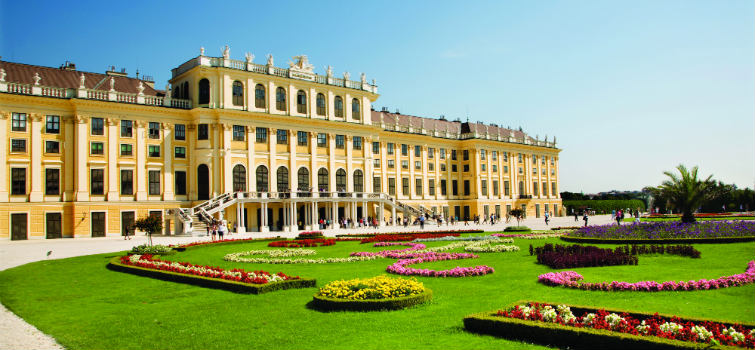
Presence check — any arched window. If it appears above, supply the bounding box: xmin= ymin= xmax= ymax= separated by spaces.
xmin=296 ymin=90 xmax=307 ymax=114
xmin=232 ymin=165 xmax=246 ymax=192
xmin=316 ymin=93 xmax=326 ymax=116
xmin=276 ymin=87 xmax=286 ymax=111
xmin=256 ymin=165 xmax=268 ymax=192
xmin=334 ymin=96 xmax=343 ymax=118
xmin=277 ymin=166 xmax=289 ymax=193
xmin=182 ymin=82 xmax=189 ymax=99
xmin=351 ymin=98 xmax=360 ymax=120
xmin=172 ymin=84 xmax=180 ymax=98
xmin=198 ymin=78 xmax=210 ymax=105
xmin=255 ymin=84 xmax=266 ymax=108
xmin=317 ymin=168 xmax=328 ymax=192
xmin=353 ymin=169 xmax=363 ymax=193
xmin=232 ymin=81 xmax=244 ymax=106
xmin=297 ymin=167 xmax=309 ymax=194
xmin=336 ymin=169 xmax=347 ymax=192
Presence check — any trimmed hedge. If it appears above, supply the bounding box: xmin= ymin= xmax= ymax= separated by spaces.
xmin=310 ymin=289 xmax=432 ymax=312
xmin=107 ymin=256 xmax=316 ymax=294
xmin=563 ymin=199 xmax=646 ymax=213
xmin=172 ymin=237 xmax=286 ymax=252
xmin=561 ymin=236 xmax=755 ymax=244
xmin=464 ymin=301 xmax=754 ymax=350
xmin=504 ymin=226 xmax=531 ymax=232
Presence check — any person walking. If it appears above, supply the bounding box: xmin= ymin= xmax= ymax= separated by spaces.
xmin=582 ymin=211 xmax=589 ymax=227
xmin=544 ymin=211 xmax=550 ymax=226
xmin=218 ymin=222 xmax=226 ymax=240
xmin=419 ymin=215 xmax=425 ymax=229
xmin=616 ymin=209 xmax=623 ymax=226
xmin=211 ymin=223 xmax=217 ymax=241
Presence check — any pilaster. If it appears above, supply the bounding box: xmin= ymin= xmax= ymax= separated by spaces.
xmin=74 ymin=115 xmax=90 ymax=201
xmin=63 ymin=116 xmax=74 ymax=201
xmin=289 ymin=129 xmax=296 ymax=193
xmin=135 ymin=120 xmax=147 ymax=200
xmin=268 ymin=128 xmax=276 ymax=192
xmin=222 ymin=123 xmax=232 ymax=193
xmin=163 ymin=122 xmax=174 ymax=200
xmin=0 ymin=112 xmax=9 ymax=201
xmin=247 ymin=126 xmax=255 ymax=192
xmin=345 ymin=135 xmax=353 ymax=192
xmin=28 ymin=113 xmax=44 ymax=201
xmin=187 ymin=123 xmax=198 ymax=200
xmin=212 ymin=122 xmax=221 ymax=197
xmin=106 ymin=118 xmax=119 ymax=200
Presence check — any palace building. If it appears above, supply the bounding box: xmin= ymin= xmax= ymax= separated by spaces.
xmin=0 ymin=47 xmax=561 ymax=240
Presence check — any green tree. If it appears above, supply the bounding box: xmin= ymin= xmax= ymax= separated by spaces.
xmin=658 ymin=165 xmax=713 ymax=223
xmin=132 ymin=215 xmax=163 ymax=246
xmin=509 ymin=208 xmax=525 ymax=226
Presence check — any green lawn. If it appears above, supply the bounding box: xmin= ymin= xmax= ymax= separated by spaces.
xmin=0 ymin=237 xmax=753 ymax=350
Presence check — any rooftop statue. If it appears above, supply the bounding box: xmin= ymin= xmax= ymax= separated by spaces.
xmin=222 ymin=45 xmax=230 ymax=60
xmin=288 ymin=55 xmax=314 ymax=73
xmin=245 ymin=52 xmax=254 ymax=63
xmin=200 ymin=46 xmax=205 ymax=56
xmin=267 ymin=54 xmax=274 ymax=66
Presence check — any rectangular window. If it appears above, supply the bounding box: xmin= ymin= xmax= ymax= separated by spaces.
xmin=373 ymin=159 xmax=380 ymax=168
xmin=148 ymin=145 xmax=160 ymax=157
xmin=480 ymin=149 xmax=486 ymax=160
xmin=542 ymin=156 xmax=546 ymax=165
xmin=46 ymin=213 xmax=62 ymax=239
xmin=175 ymin=171 xmax=187 ymax=195
xmin=149 ymin=170 xmax=160 ymax=195
xmin=402 ymin=178 xmax=409 ymax=195
xmin=533 ymin=181 xmax=539 ymax=196
xmin=440 ymin=179 xmax=447 ymax=195
xmin=90 ymin=169 xmax=104 ymax=195
xmin=533 ymin=167 xmax=538 ymax=175
xmin=551 ymin=168 xmax=556 ymax=176
xmin=428 ymin=179 xmax=435 ymax=196
xmin=174 ymin=124 xmax=185 ymax=140
xmin=428 ymin=148 xmax=434 ymax=158
xmin=518 ymin=167 xmax=523 ymax=175
xmin=388 ymin=177 xmax=396 ymax=195
xmin=317 ymin=133 xmax=327 ymax=147
xmin=451 ymin=150 xmax=457 ymax=160
xmin=532 ymin=155 xmax=537 ymax=164
xmin=415 ymin=161 xmax=421 ymax=170
xmin=230 ymin=125 xmax=244 ymax=141
xmin=387 ymin=143 xmax=394 ymax=155
xmin=463 ymin=164 xmax=469 ymax=172
xmin=401 ymin=144 xmax=408 ymax=156
xmin=46 ymin=115 xmax=60 ymax=134
xmin=440 ymin=148 xmax=446 ymax=159
xmin=552 ymin=182 xmax=557 ymax=197
xmin=373 ymin=176 xmax=381 ymax=193
xmin=493 ymin=180 xmax=499 ymax=195
xmin=198 ymin=124 xmax=209 ymax=140
xmin=503 ymin=152 xmax=508 ymax=162
xmin=297 ymin=131 xmax=308 ymax=146
xmin=11 ymin=113 xmax=27 ymax=132
xmin=121 ymin=170 xmax=133 ymax=195
xmin=120 ymin=144 xmax=133 ymax=156
xmin=11 ymin=139 xmax=26 ymax=153
xmin=481 ymin=164 xmax=486 ymax=171
xmin=452 ymin=164 xmax=457 ymax=172
xmin=276 ymin=129 xmax=287 ymax=144
xmin=45 ymin=168 xmax=59 ymax=195
xmin=492 ymin=151 xmax=497 ymax=160
xmin=174 ymin=147 xmax=186 ymax=158
xmin=91 ymin=212 xmax=106 ymax=237
xmin=492 ymin=165 xmax=497 ymax=172
xmin=11 ymin=168 xmax=26 ymax=195
xmin=441 ymin=164 xmax=446 ymax=172
xmin=463 ymin=150 xmax=469 ymax=161
xmin=415 ymin=178 xmax=422 ymax=195
xmin=481 ymin=180 xmax=488 ymax=196
xmin=504 ymin=165 xmax=509 ymax=173
xmin=335 ymin=135 xmax=345 ymax=149
xmin=462 ymin=180 xmax=471 ymax=196
xmin=414 ymin=145 xmax=421 ymax=157
xmin=90 ymin=142 xmax=104 ymax=155
xmin=452 ymin=180 xmax=458 ymax=196
xmin=372 ymin=142 xmax=380 ymax=154
xmin=428 ymin=162 xmax=434 ymax=171
xmin=256 ymin=127 xmax=268 ymax=143
xmin=401 ymin=160 xmax=408 ymax=169
xmin=504 ymin=181 xmax=510 ymax=196
xmin=518 ymin=153 xmax=523 ymax=163
xmin=353 ymin=136 xmax=362 ymax=150
xmin=121 ymin=120 xmax=133 ymax=137
xmin=387 ymin=160 xmax=395 ymax=168
xmin=91 ymin=118 xmax=104 ymax=135
xmin=542 ymin=182 xmax=548 ymax=196
xmin=148 ymin=122 xmax=160 ymax=139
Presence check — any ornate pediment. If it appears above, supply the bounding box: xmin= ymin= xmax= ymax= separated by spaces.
xmin=288 ymin=55 xmax=314 ymax=74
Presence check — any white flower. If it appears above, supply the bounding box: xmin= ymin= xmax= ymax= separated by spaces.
xmin=583 ymin=313 xmax=596 ymax=325
xmin=604 ymin=313 xmax=624 ymax=329
xmin=541 ymin=305 xmax=558 ymax=322
xmin=557 ymin=305 xmax=576 ymax=323
xmin=636 ymin=321 xmax=650 ymax=334
xmin=660 ymin=322 xmax=683 ymax=334
xmin=723 ymin=327 xmax=745 ymax=343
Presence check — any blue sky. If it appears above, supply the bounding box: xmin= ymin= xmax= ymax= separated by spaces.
xmin=2 ymin=0 xmax=752 ymax=193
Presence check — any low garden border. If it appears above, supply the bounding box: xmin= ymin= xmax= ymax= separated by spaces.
xmin=311 ymin=289 xmax=433 ymax=311
xmin=172 ymin=237 xmax=285 ymax=251
xmin=561 ymin=236 xmax=755 ymax=244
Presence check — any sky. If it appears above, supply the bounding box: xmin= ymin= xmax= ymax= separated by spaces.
xmin=1 ymin=0 xmax=753 ymax=193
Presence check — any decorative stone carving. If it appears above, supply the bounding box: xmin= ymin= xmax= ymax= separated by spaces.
xmin=326 ymin=65 xmax=333 ymax=77
xmin=33 ymin=73 xmax=41 ymax=85
xmin=267 ymin=54 xmax=274 ymax=66
xmin=0 ymin=68 xmax=6 ymax=82
xmin=75 ymin=114 xmax=89 ymax=124
xmin=245 ymin=52 xmax=254 ymax=63
xmin=29 ymin=113 xmax=43 ymax=122
xmin=200 ymin=47 xmax=205 ymax=56
xmin=288 ymin=55 xmax=314 ymax=73
xmin=163 ymin=122 xmax=173 ymax=130
xmin=79 ymin=74 xmax=85 ymax=88
xmin=165 ymin=84 xmax=171 ymax=96
xmin=343 ymin=71 xmax=350 ymax=81
xmin=360 ymin=73 xmax=366 ymax=84
xmin=0 ymin=112 xmax=10 ymax=120
xmin=371 ymin=79 xmax=376 ymax=86
xmin=106 ymin=118 xmax=118 ymax=126
xmin=137 ymin=82 xmax=145 ymax=95
xmin=109 ymin=77 xmax=115 ymax=92
xmin=186 ymin=123 xmax=197 ymax=131
xmin=222 ymin=45 xmax=230 ymax=60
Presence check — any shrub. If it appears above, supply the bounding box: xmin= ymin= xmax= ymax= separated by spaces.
xmin=504 ymin=226 xmax=531 ymax=233
xmin=531 ymin=243 xmax=638 ymax=269
xmin=296 ymin=231 xmax=324 ymax=239
xmin=130 ymin=244 xmax=173 ymax=255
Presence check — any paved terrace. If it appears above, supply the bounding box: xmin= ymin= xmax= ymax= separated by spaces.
xmin=0 ymin=214 xmax=617 ymax=350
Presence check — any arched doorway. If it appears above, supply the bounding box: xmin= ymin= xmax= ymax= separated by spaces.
xmin=198 ymin=164 xmax=210 ymax=200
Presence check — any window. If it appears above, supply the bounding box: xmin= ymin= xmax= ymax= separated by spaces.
xmin=503 ymin=152 xmax=508 ymax=162
xmin=317 ymin=133 xmax=327 ymax=147
xmin=175 ymin=171 xmax=187 ymax=195
xmin=481 ymin=164 xmax=486 ymax=171
xmin=277 ymin=167 xmax=289 ymax=192
xmin=232 ymin=81 xmax=244 ymax=106
xmin=551 ymin=168 xmax=555 ymax=176
xmin=492 ymin=151 xmax=497 ymax=160
xmin=388 ymin=177 xmax=396 ymax=195
xmin=480 ymin=149 xmax=486 ymax=160
xmin=233 ymin=165 xmax=246 ymax=192
xmin=451 ymin=150 xmax=457 ymax=160
xmin=542 ymin=168 xmax=546 ymax=175
xmin=542 ymin=182 xmax=548 ymax=196
xmin=297 ymin=131 xmax=308 ymax=146
xmin=504 ymin=181 xmax=510 ymax=196
xmin=388 ymin=160 xmax=395 ymax=168
xmin=552 ymin=182 xmax=557 ymax=197
xmin=532 ymin=155 xmax=537 ymax=164
xmin=120 ymin=144 xmax=133 ymax=156
xmin=415 ymin=161 xmax=421 ymax=170
xmin=440 ymin=148 xmax=446 ymax=159
xmin=353 ymin=170 xmax=363 ymax=192
xmin=428 ymin=148 xmax=434 ymax=158
xmin=440 ymin=163 xmax=446 ymax=172
xmin=276 ymin=87 xmax=286 ymax=111
xmin=550 ymin=157 xmax=555 ymax=166
xmin=542 ymin=156 xmax=546 ymax=165
xmin=415 ymin=178 xmax=422 ymax=195
xmin=504 ymin=165 xmax=508 ymax=173
xmin=230 ymin=125 xmax=244 ymax=141
xmin=353 ymin=136 xmax=362 ymax=150
xmin=428 ymin=163 xmax=434 ymax=171
xmin=11 ymin=168 xmax=26 ymax=195
xmin=387 ymin=143 xmax=394 ymax=155
xmin=121 ymin=120 xmax=133 ymax=137
xmin=335 ymin=169 xmax=346 ymax=192
xmin=45 ymin=169 xmax=59 ymax=195
xmin=372 ymin=142 xmax=380 ymax=154
xmin=11 ymin=139 xmax=26 ymax=153
xmin=90 ymin=142 xmax=104 ymax=155
xmin=296 ymin=90 xmax=307 ymax=114
xmin=492 ymin=165 xmax=497 ymax=172
xmin=452 ymin=180 xmax=458 ymax=196
xmin=401 ymin=144 xmax=408 ymax=156
xmin=46 ymin=213 xmax=61 ymax=239
xmin=440 ymin=179 xmax=447 ymax=195
xmin=256 ymin=166 xmax=269 ymax=192
xmin=45 ymin=140 xmax=59 ymax=154
xmin=429 ymin=179 xmax=435 ymax=196
xmin=148 ymin=145 xmax=160 ymax=157
xmin=148 ymin=122 xmax=160 ymax=139
xmin=519 ymin=181 xmax=525 ymax=194
xmin=174 ymin=147 xmax=186 ymax=158
xmin=297 ymin=168 xmax=309 ymax=192
xmin=317 ymin=168 xmax=328 ymax=191
xmin=334 ymin=96 xmax=343 ymax=118
xmin=402 ymin=177 xmax=409 ymax=195
xmin=452 ymin=164 xmax=457 ymax=172
xmin=121 ymin=170 xmax=133 ymax=195
xmin=46 ymin=115 xmax=60 ymax=133
xmin=256 ymin=127 xmax=268 ymax=143
xmin=518 ymin=167 xmax=523 ymax=175
xmin=90 ymin=118 xmax=104 ymax=135
xmin=198 ymin=78 xmax=210 ymax=104
xmin=90 ymin=169 xmax=105 ymax=195
xmin=373 ymin=176 xmax=381 ymax=193
xmin=175 ymin=124 xmax=185 ymax=140
xmin=198 ymin=124 xmax=209 ymax=140
xmin=11 ymin=113 xmax=26 ymax=132
xmin=373 ymin=159 xmax=380 ymax=168
xmin=493 ymin=180 xmax=499 ymax=195
xmin=277 ymin=129 xmax=287 ymax=144
xmin=481 ymin=180 xmax=488 ymax=196
xmin=91 ymin=212 xmax=106 ymax=237
xmin=463 ymin=150 xmax=469 ymax=161
xmin=335 ymin=135 xmax=345 ymax=149
xmin=351 ymin=98 xmax=360 ymax=120
xmin=532 ymin=167 xmax=538 ymax=175
xmin=149 ymin=170 xmax=160 ymax=195
xmin=401 ymin=160 xmax=409 ymax=169
xmin=463 ymin=164 xmax=469 ymax=172
xmin=464 ymin=180 xmax=470 ymax=196
xmin=316 ymin=93 xmax=326 ymax=116
xmin=414 ymin=145 xmax=421 ymax=157
xmin=518 ymin=153 xmax=523 ymax=163
xmin=255 ymin=84 xmax=266 ymax=108
xmin=533 ymin=181 xmax=539 ymax=196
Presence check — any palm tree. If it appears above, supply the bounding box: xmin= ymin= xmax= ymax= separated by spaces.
xmin=658 ymin=165 xmax=713 ymax=223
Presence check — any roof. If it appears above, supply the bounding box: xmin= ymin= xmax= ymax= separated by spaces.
xmin=371 ymin=110 xmax=535 ymax=142
xmin=0 ymin=60 xmax=163 ymax=96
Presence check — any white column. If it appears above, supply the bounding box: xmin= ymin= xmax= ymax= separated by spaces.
xmin=28 ymin=114 xmax=43 ymax=201
xmin=247 ymin=126 xmax=255 ymax=193
xmin=344 ymin=93 xmax=352 ymax=121
xmin=237 ymin=202 xmax=246 ymax=233
xmin=328 ymin=134 xmax=335 ymax=192
xmin=409 ymin=144 xmax=415 ymax=199
xmin=75 ymin=115 xmax=90 ymax=201
xmin=63 ymin=116 xmax=74 ymax=201
xmin=261 ymin=202 xmax=269 ymax=232
xmin=309 ymin=88 xmax=317 ymax=118
xmin=106 ymin=118 xmax=118 ymax=200
xmin=163 ymin=123 xmax=174 ymax=200
xmin=345 ymin=135 xmax=353 ymax=192
xmin=212 ymin=123 xmax=221 ymax=197
xmin=310 ymin=133 xmax=317 ymax=190
xmin=288 ymin=84 xmax=295 ymax=116
xmin=222 ymin=123 xmax=232 ymax=193
xmin=0 ymin=112 xmax=8 ymax=201
xmin=289 ymin=130 xmax=296 ymax=194
xmin=291 ymin=202 xmax=298 ymax=231
xmin=380 ymin=142 xmax=387 ymax=195
xmin=327 ymin=91 xmax=335 ymax=121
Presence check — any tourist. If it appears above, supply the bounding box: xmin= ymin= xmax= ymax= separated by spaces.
xmin=419 ymin=215 xmax=425 ymax=229
xmin=582 ymin=211 xmax=589 ymax=227
xmin=211 ymin=223 xmax=217 ymax=241
xmin=123 ymin=226 xmax=131 ymax=240
xmin=218 ymin=222 xmax=226 ymax=240
xmin=544 ymin=211 xmax=550 ymax=225
xmin=574 ymin=211 xmax=578 ymax=222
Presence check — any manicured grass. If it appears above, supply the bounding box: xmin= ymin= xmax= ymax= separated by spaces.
xmin=0 ymin=236 xmax=753 ymax=350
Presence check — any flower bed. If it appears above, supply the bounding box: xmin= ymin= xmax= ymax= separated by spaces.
xmin=493 ymin=233 xmax=565 ymax=239
xmin=531 ymin=243 xmax=639 ymax=269
xmin=108 ymin=255 xmax=315 ymax=294
xmin=131 ymin=244 xmax=173 ymax=255
xmin=464 ymin=301 xmax=755 ymax=349
xmin=564 ymin=221 xmax=755 ymax=244
xmin=411 ymin=235 xmax=502 ymax=242
xmin=268 ymin=239 xmax=336 ymax=248
xmin=538 ymin=260 xmax=755 ymax=292
xmin=360 ymin=233 xmax=462 ymax=244
xmin=386 ymin=252 xmax=494 ymax=277
xmin=464 ymin=242 xmax=521 ymax=253
xmin=504 ymin=226 xmax=531 ymax=232
xmin=296 ymin=231 xmax=324 ymax=239
xmin=171 ymin=237 xmax=283 ymax=251
xmin=312 ymin=276 xmax=432 ymax=311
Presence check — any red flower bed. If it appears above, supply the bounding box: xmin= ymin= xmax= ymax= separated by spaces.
xmin=296 ymin=231 xmax=324 ymax=239
xmin=360 ymin=233 xmax=462 ymax=244
xmin=268 ymin=239 xmax=336 ymax=248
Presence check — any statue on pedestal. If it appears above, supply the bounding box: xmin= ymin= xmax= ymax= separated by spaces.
xmin=245 ymin=52 xmax=254 ymax=63
xmin=33 ymin=73 xmax=41 ymax=85
xmin=222 ymin=45 xmax=230 ymax=59
xmin=267 ymin=54 xmax=274 ymax=66
xmin=200 ymin=47 xmax=205 ymax=56
xmin=79 ymin=74 xmax=85 ymax=88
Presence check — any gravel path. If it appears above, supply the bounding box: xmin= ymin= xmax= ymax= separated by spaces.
xmin=0 ymin=215 xmax=615 ymax=349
